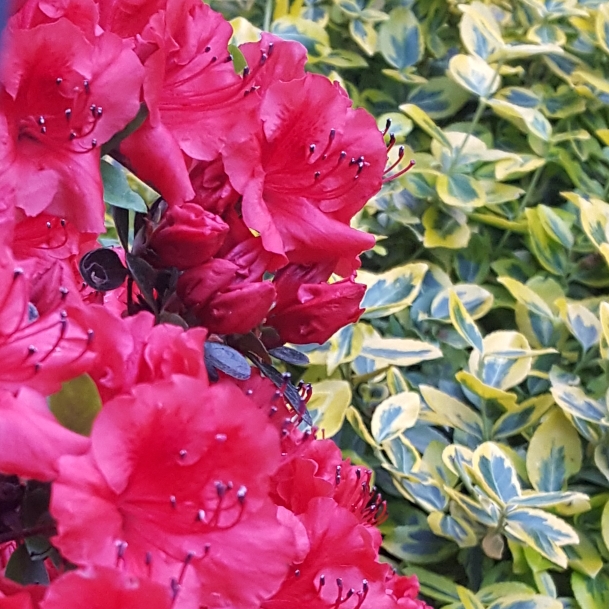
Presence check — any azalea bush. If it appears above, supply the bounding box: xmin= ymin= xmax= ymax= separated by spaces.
xmin=0 ymin=1 xmax=432 ymax=608
xmin=203 ymin=0 xmax=609 ymax=608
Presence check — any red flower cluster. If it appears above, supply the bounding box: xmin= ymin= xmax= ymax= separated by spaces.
xmin=0 ymin=0 xmax=426 ymax=608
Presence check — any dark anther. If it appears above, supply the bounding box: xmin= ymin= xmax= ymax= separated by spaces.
xmin=204 ymin=543 xmax=211 ymax=555
xmin=309 ymin=144 xmax=316 ymax=154
xmin=83 ymin=79 xmax=90 ymax=93
xmin=46 ymin=221 xmax=52 ymax=229
xmin=60 ymin=310 xmax=68 ymax=319
xmin=37 ymin=116 xmax=45 ymax=125
xmin=387 ymin=133 xmax=396 ymax=150
xmin=59 ymin=286 xmax=69 ymax=299
xmin=28 ymin=345 xmax=37 ymax=355
xmin=34 ymin=362 xmax=42 ymax=373
xmin=56 ymin=77 xmax=62 ymax=85
xmin=69 ymin=132 xmax=77 ymax=140
xmin=320 ymin=575 xmax=325 ymax=586
xmin=246 ymin=389 xmax=253 ymax=395
xmin=40 ymin=126 xmax=47 ymax=134
xmin=335 ymin=465 xmax=341 ymax=485
xmin=27 ymin=303 xmax=39 ymax=323
xmin=90 ymin=104 xmax=97 ymax=114
xmin=382 ymin=117 xmax=391 ymax=135
xmin=215 ymin=433 xmax=227 ymax=442
xmin=170 ymin=578 xmax=180 ymax=600
xmin=96 ymin=107 xmax=103 ymax=117
xmin=13 ymin=268 xmax=24 ymax=279
xmin=60 ymin=219 xmax=66 ymax=227
xmin=224 ymin=55 xmax=233 ymax=62
xmin=282 ymin=372 xmax=291 ymax=380
xmin=204 ymin=46 xmax=211 ymax=52
xmin=294 ymin=569 xmax=300 ymax=577
xmin=362 ymin=580 xmax=368 ymax=592
xmin=269 ymin=406 xmax=278 ymax=417
xmin=87 ymin=329 xmax=95 ymax=342
xmin=65 ymin=108 xmax=72 ymax=119
xmin=179 ymin=449 xmax=188 ymax=459
xmin=145 ymin=552 xmax=152 ymax=565
xmin=243 ymin=90 xmax=250 ymax=97
xmin=170 ymin=495 xmax=177 ymax=508
xmin=243 ymin=66 xmax=250 ymax=77
xmin=226 ymin=481 xmax=234 ymax=490
xmin=196 ymin=509 xmax=205 ymax=522
xmin=356 ymin=468 xmax=361 ymax=479
xmin=314 ymin=171 xmax=321 ymax=180
xmin=215 ymin=482 xmax=226 ymax=497
xmin=116 ymin=541 xmax=127 ymax=559
xmin=329 ymin=128 xmax=336 ymax=140
xmin=237 ymin=485 xmax=247 ymax=503
xmin=91 ymin=139 xmax=97 ymax=147
xmin=339 ymin=151 xmax=346 ymax=161
xmin=211 ymin=56 xmax=217 ymax=63
xmin=260 ymin=52 xmax=268 ymax=65
xmin=268 ymin=42 xmax=274 ymax=56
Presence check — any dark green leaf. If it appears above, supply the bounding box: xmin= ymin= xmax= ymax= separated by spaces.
xmin=269 ymin=346 xmax=310 ymax=365
xmin=204 ymin=342 xmax=251 ymax=381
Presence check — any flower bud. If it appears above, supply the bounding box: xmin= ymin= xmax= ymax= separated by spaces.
xmin=199 ymin=282 xmax=276 ymax=335
xmin=177 ymin=259 xmax=238 ymax=309
xmin=148 ymin=204 xmax=229 ymax=270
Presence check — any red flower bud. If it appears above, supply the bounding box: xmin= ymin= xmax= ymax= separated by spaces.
xmin=199 ymin=281 xmax=276 ymax=335
xmin=177 ymin=258 xmax=238 ymax=309
xmin=269 ymin=268 xmax=365 ymax=344
xmin=147 ymin=204 xmax=229 ymax=270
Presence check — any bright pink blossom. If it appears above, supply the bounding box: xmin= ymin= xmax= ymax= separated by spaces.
xmin=41 ymin=567 xmax=171 ymax=609
xmin=223 ymin=73 xmax=383 ymax=275
xmin=51 ymin=376 xmax=299 ymax=608
xmin=0 ymin=14 xmax=144 ymax=231
xmin=0 ymin=387 xmax=89 ymax=481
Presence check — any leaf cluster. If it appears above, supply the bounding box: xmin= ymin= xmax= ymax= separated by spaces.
xmin=211 ymin=0 xmax=609 ymax=607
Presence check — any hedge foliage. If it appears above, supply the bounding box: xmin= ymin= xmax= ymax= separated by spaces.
xmin=204 ymin=0 xmax=609 ymax=607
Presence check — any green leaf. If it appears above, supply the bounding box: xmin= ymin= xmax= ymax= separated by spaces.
xmin=448 ymin=289 xmax=484 ymax=352
xmin=550 ymin=384 xmax=606 ymax=425
xmin=448 ymin=53 xmax=500 ymax=98
xmin=399 ymin=104 xmax=452 ymax=148
xmin=404 ymin=566 xmax=460 ymax=603
xmin=428 ymin=512 xmax=478 ymax=547
xmin=431 ymin=285 xmax=493 ymax=321
xmin=572 ymin=572 xmax=609 ymax=609
xmin=359 ymin=263 xmax=428 ymax=319
xmin=101 ymin=159 xmax=147 ymax=213
xmin=399 ymin=472 xmax=448 ymax=511
xmin=526 ymin=410 xmax=583 ymax=492
xmin=536 ymin=205 xmax=574 ymax=249
xmin=459 ymin=2 xmax=504 ymax=59
xmin=49 ymin=374 xmax=102 ymax=436
xmin=525 ymin=208 xmax=569 ymax=276
xmin=556 ymin=300 xmax=601 ymax=352
xmin=383 ymin=434 xmax=420 ymax=474
xmin=271 ymin=16 xmax=330 ymax=60
xmin=371 ymin=391 xmax=420 ymax=443
xmin=487 ymin=595 xmax=563 ymax=609
xmin=497 ymin=277 xmax=555 ymax=320
xmin=473 ymin=442 xmax=522 ymax=504
xmin=422 ymin=206 xmax=471 ymax=249
xmin=379 ymin=8 xmax=423 ymax=70
xmin=349 ymin=19 xmax=377 ymax=55
xmin=420 ymin=385 xmax=484 ymax=439
xmin=383 ymin=521 xmax=455 ymax=565
xmin=407 ymin=77 xmax=471 ymax=120
xmin=307 ymin=380 xmax=352 ymax=438
xmin=5 ymin=544 xmax=49 ymax=585
xmin=205 ymin=342 xmax=252 ymax=381
xmin=487 ymin=99 xmax=552 ymax=141
xmin=360 ymin=336 xmax=442 ymax=366
xmin=437 ymin=173 xmax=486 ymax=209
xmin=505 ymin=508 xmax=578 ymax=568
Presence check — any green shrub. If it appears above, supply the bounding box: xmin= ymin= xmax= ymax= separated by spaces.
xmin=214 ymin=0 xmax=609 ymax=607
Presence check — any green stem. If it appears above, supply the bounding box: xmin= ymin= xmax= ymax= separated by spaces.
xmin=449 ymin=59 xmax=504 ymax=171
xmin=263 ymin=0 xmax=273 ymax=31
xmin=519 ymin=165 xmax=543 ymax=211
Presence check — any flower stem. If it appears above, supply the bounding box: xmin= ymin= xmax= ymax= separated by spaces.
xmin=263 ymin=0 xmax=273 ymax=31
xmin=0 ymin=524 xmax=57 ymax=544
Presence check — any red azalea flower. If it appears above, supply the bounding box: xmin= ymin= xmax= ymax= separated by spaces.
xmin=12 ymin=214 xmax=97 ymax=267
xmin=0 ymin=577 xmax=44 ymax=609
xmin=10 ymin=0 xmax=99 ymax=35
xmin=262 ymin=497 xmax=396 ymax=609
xmin=117 ymin=0 xmax=242 ymax=202
xmin=0 ymin=252 xmax=95 ymax=394
xmin=0 ymin=15 xmax=144 ymax=232
xmin=0 ymin=387 xmax=89 ymax=482
xmin=267 ymin=263 xmax=365 ymax=345
xmin=51 ymin=376 xmax=298 ymax=608
xmin=222 ymin=73 xmax=383 ymax=275
xmin=41 ymin=566 xmax=171 ymax=609
xmin=188 ymin=157 xmax=240 ymax=216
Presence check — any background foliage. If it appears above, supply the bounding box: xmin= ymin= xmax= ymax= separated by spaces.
xmin=205 ymin=0 xmax=609 ymax=607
